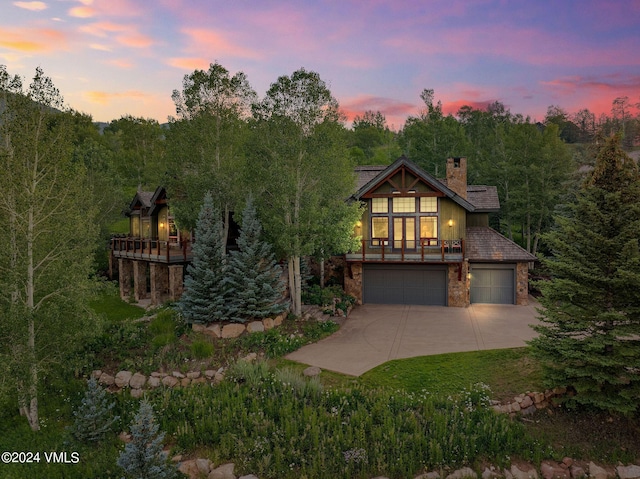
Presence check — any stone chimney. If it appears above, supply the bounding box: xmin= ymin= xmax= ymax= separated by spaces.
xmin=446 ymin=157 xmax=467 ymax=199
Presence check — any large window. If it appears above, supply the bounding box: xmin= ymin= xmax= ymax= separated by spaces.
xmin=392 ymin=197 xmax=415 ymax=213
xmin=371 ymin=198 xmax=388 ymax=213
xmin=420 ymin=197 xmax=437 ymax=212
xmin=420 ymin=217 xmax=438 ymax=240
xmin=371 ymin=217 xmax=389 ymax=246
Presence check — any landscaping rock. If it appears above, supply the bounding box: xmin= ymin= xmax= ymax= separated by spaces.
xmin=262 ymin=317 xmax=274 ymax=330
xmin=92 ymin=370 xmax=102 ymax=379
xmin=187 ymin=371 xmax=201 ymax=379
xmin=180 ymin=378 xmax=191 ymax=387
xmin=172 ymin=371 xmax=186 ymax=379
xmin=204 ymin=324 xmax=221 ymax=338
xmin=147 ymin=376 xmax=161 ymax=388
xmin=115 ymin=370 xmax=133 ymax=388
xmin=588 ymin=462 xmax=614 ymax=479
xmin=273 ymin=313 xmax=285 ymax=326
xmin=617 ymin=465 xmax=640 ymax=479
xmin=239 ymin=475 xmax=259 ymax=479
xmin=208 ymin=462 xmax=236 ymax=479
xmin=118 ymin=432 xmax=132 ymax=443
xmin=415 ymin=472 xmax=441 ymax=479
xmin=130 ymin=388 xmax=144 ymax=399
xmin=510 ymin=464 xmax=538 ymax=479
xmin=171 ymin=454 xmax=182 ymax=462
xmin=192 ymin=377 xmax=207 ymax=384
xmin=162 ymin=376 xmax=179 ymax=388
xmin=541 ymin=461 xmax=569 ymax=479
xmin=570 ymin=464 xmax=586 ymax=478
xmin=178 ymin=459 xmax=199 ymax=478
xmin=151 ymin=371 xmax=163 ymax=377
xmin=243 ymin=352 xmax=258 ymax=363
xmin=482 ymin=467 xmax=502 ymax=479
xmin=446 ymin=467 xmax=477 ymax=479
xmin=303 ymin=366 xmax=322 ymax=377
xmin=98 ymin=373 xmax=115 ymax=386
xmin=520 ymin=395 xmax=533 ymax=408
xmin=204 ymin=370 xmax=216 ymax=379
xmin=129 ymin=372 xmax=146 ymax=389
xmin=196 ymin=458 xmax=212 ymax=475
xmin=214 ymin=372 xmax=225 ymax=384
xmin=222 ymin=323 xmax=245 ymax=338
xmin=192 ymin=323 xmax=206 ymax=333
xmin=247 ymin=321 xmax=264 ymax=333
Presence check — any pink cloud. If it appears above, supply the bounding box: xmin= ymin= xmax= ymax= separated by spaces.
xmin=68 ymin=5 xmax=95 ymax=18
xmin=84 ymin=89 xmax=150 ymax=105
xmin=340 ymin=94 xmax=417 ymax=127
xmin=441 ymin=99 xmax=502 ymax=116
xmin=79 ymin=21 xmax=154 ymax=49
xmin=180 ymin=28 xmax=262 ymax=60
xmin=106 ymin=58 xmax=133 ymax=68
xmin=13 ymin=1 xmax=47 ymax=11
xmin=0 ymin=26 xmax=67 ymax=52
xmin=166 ymin=57 xmax=210 ymax=71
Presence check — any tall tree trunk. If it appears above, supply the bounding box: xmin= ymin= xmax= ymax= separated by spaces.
xmin=288 ymin=256 xmax=302 ymax=316
xmin=26 ymin=203 xmax=39 ymax=431
xmin=319 ymin=257 xmax=325 ymax=288
xmin=222 ymin=204 xmax=230 ymax=257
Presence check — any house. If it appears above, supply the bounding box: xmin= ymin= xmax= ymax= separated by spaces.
xmin=110 ymin=186 xmax=190 ymax=305
xmin=343 ymin=156 xmax=536 ymax=306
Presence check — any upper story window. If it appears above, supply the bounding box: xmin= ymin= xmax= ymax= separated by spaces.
xmin=392 ymin=197 xmax=415 ymax=213
xmin=420 ymin=197 xmax=437 ymax=213
xmin=371 ymin=197 xmax=388 ymax=213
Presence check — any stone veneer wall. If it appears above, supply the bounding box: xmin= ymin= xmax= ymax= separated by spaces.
xmin=118 ymin=258 xmax=133 ymax=301
xmin=447 ymin=261 xmax=469 ymax=307
xmin=344 ymin=262 xmax=363 ymax=305
xmin=516 ymin=262 xmax=529 ymax=305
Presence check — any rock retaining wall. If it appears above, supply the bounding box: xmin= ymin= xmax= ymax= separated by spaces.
xmin=490 ymin=387 xmax=572 ymax=416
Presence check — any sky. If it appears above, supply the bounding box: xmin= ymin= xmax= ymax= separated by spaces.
xmin=1 ymin=0 xmax=639 ymax=128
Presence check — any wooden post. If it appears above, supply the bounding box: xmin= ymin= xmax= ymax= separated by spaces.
xmin=361 ymin=239 xmax=365 ymax=262
xmin=441 ymin=241 xmax=445 ymax=262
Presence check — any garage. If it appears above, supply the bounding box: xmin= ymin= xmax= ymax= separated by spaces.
xmin=363 ymin=264 xmax=447 ymax=305
xmin=470 ymin=264 xmax=515 ymax=304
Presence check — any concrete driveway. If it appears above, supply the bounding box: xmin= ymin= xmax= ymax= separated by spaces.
xmin=286 ymin=299 xmax=542 ymax=376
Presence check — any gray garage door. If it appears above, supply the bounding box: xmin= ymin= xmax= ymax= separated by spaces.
xmin=363 ymin=264 xmax=447 ymax=305
xmin=470 ymin=265 xmax=515 ymax=304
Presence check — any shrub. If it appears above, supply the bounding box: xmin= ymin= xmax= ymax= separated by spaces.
xmin=189 ymin=339 xmax=214 ymax=359
xmin=71 ymin=378 xmax=119 ymax=443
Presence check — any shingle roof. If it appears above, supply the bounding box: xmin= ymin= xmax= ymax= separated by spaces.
xmin=466 ymin=185 xmax=500 ymax=211
xmin=466 ymin=226 xmax=537 ymax=262
xmin=354 ymin=165 xmax=387 ymax=190
xmin=129 ymin=190 xmax=154 ymax=211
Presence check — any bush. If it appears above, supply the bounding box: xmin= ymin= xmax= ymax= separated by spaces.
xmin=189 ymin=339 xmax=214 ymax=359
xmin=71 ymin=378 xmax=119 ymax=443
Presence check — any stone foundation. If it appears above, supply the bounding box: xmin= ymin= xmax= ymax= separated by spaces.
xmin=118 ymin=258 xmax=133 ymax=301
xmin=344 ymin=262 xmax=363 ymax=305
xmin=132 ymin=260 xmax=148 ymax=301
xmin=447 ymin=261 xmax=469 ymax=307
xmin=150 ymin=263 xmax=169 ymax=305
xmin=516 ymin=262 xmax=529 ymax=305
xmin=168 ymin=265 xmax=184 ymax=301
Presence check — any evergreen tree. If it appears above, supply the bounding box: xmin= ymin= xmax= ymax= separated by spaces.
xmin=529 ymin=134 xmax=640 ymax=414
xmin=117 ymin=401 xmax=177 ymax=479
xmin=225 ymin=197 xmax=287 ymax=322
xmin=177 ymin=192 xmax=228 ymax=323
xmin=71 ymin=378 xmax=119 ymax=443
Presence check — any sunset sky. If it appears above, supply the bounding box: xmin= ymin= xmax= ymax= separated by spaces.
xmin=1 ymin=0 xmax=639 ymax=127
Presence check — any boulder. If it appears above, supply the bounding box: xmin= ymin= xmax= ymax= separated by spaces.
xmin=204 ymin=324 xmax=221 ymax=338
xmin=617 ymin=466 xmax=640 ymax=479
xmin=520 ymin=395 xmax=533 ymax=408
xmin=208 ymin=462 xmax=236 ymax=479
xmin=540 ymin=461 xmax=569 ymax=479
xmin=151 ymin=371 xmax=163 ymax=377
xmin=570 ymin=465 xmax=586 ymax=478
xmin=98 ymin=373 xmax=115 ymax=386
xmin=247 ymin=321 xmax=265 ymax=333
xmin=114 ymin=370 xmax=133 ymax=388
xmin=222 ymin=323 xmax=246 ymax=338
xmin=178 ymin=459 xmax=199 ymax=477
xmin=510 ymin=464 xmax=538 ymax=479
xmin=196 ymin=458 xmax=212 ymax=475
xmin=588 ymin=463 xmax=614 ymax=479
xmin=91 ymin=370 xmax=102 ymax=379
xmin=162 ymin=376 xmax=179 ymax=388
xmin=214 ymin=372 xmax=225 ymax=384
xmin=147 ymin=376 xmax=161 ymax=388
xmin=172 ymin=371 xmax=186 ymax=379
xmin=192 ymin=323 xmax=206 ymax=332
xmin=416 ymin=472 xmax=441 ymax=479
xmin=130 ymin=388 xmax=144 ymax=399
xmin=187 ymin=371 xmax=201 ymax=379
xmin=262 ymin=317 xmax=275 ymax=330
xmin=273 ymin=313 xmax=285 ymax=326
xmin=129 ymin=372 xmax=146 ymax=389
xmin=180 ymin=378 xmax=191 ymax=387
xmin=446 ymin=467 xmax=477 ymax=479
xmin=482 ymin=467 xmax=502 ymax=479
xmin=204 ymin=370 xmax=216 ymax=379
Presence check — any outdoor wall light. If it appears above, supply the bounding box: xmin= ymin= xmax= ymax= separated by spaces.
xmin=467 ymin=272 xmax=471 ymax=280
xmin=356 ymin=220 xmax=362 ymax=227
xmin=159 ymin=222 xmax=165 ymax=228
xmin=448 ymin=219 xmax=453 ymax=227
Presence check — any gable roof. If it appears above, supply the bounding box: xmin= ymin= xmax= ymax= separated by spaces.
xmin=466 ymin=185 xmax=499 ymax=212
xmin=128 ymin=190 xmax=154 ymax=213
xmin=352 ymin=156 xmax=477 ymax=212
xmin=466 ymin=226 xmax=537 ymax=262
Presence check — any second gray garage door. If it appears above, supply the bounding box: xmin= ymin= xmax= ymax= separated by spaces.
xmin=470 ymin=265 xmax=515 ymax=304
xmin=363 ymin=264 xmax=447 ymax=305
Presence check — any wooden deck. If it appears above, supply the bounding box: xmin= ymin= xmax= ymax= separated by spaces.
xmin=345 ymin=237 xmax=464 ymax=263
xmin=110 ymin=237 xmax=192 ymax=264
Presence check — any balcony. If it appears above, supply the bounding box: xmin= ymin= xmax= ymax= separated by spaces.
xmin=345 ymin=237 xmax=465 ymax=263
xmin=110 ymin=236 xmax=192 ymax=264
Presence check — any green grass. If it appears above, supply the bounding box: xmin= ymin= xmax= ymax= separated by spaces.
xmin=359 ymin=348 xmax=544 ymax=401
xmin=89 ymin=290 xmax=145 ymax=323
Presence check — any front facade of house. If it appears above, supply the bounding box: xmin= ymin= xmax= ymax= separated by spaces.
xmin=344 ymin=156 xmax=536 ymax=306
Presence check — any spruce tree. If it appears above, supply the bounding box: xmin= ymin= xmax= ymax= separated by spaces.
xmin=71 ymin=378 xmax=119 ymax=443
xmin=529 ymin=134 xmax=640 ymax=414
xmin=225 ymin=197 xmax=287 ymax=323
xmin=177 ymin=192 xmax=228 ymax=323
xmin=117 ymin=400 xmax=177 ymax=479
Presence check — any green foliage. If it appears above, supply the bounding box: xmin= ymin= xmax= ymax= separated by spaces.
xmin=529 ymin=134 xmax=640 ymax=414
xmin=178 ymin=192 xmax=229 ymax=323
xmin=154 ymin=366 xmax=549 ymax=478
xmin=225 ymin=197 xmax=288 ymax=322
xmin=117 ymin=400 xmax=178 ymax=479
xmin=189 ymin=339 xmax=214 ymax=359
xmin=302 ymin=284 xmax=356 ymax=313
xmin=71 ymin=378 xmax=119 ymax=443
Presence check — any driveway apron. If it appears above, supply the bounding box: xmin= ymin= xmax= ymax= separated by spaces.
xmin=286 ymin=299 xmax=541 ymax=376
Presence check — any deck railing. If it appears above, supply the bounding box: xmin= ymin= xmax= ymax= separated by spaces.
xmin=110 ymin=236 xmax=191 ymax=263
xmin=348 ymin=237 xmax=464 ymax=262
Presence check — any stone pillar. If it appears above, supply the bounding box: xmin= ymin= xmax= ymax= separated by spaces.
xmin=168 ymin=265 xmax=184 ymax=301
xmin=447 ymin=261 xmax=469 ymax=307
xmin=118 ymin=258 xmax=133 ymax=301
xmin=516 ymin=262 xmax=529 ymax=305
xmin=150 ymin=263 xmax=169 ymax=306
xmin=132 ymin=260 xmax=148 ymax=301
xmin=446 ymin=157 xmax=467 ymax=199
xmin=344 ymin=262 xmax=363 ymax=305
